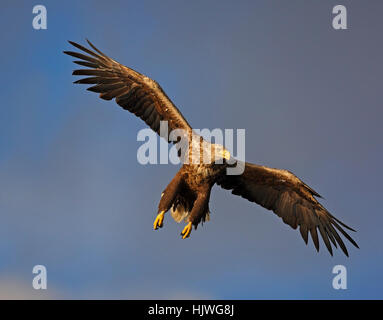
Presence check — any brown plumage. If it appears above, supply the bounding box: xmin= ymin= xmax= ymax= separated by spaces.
xmin=64 ymin=40 xmax=359 ymax=256
xmin=64 ymin=40 xmax=191 ymax=140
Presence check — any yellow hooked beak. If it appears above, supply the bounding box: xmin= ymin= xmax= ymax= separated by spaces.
xmin=221 ymin=149 xmax=231 ymax=160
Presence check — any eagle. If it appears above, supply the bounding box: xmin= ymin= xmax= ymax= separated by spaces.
xmin=64 ymin=40 xmax=359 ymax=256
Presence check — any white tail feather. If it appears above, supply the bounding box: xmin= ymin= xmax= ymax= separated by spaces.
xmin=170 ymin=204 xmax=190 ymax=223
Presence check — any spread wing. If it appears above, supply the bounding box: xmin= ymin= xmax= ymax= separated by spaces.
xmin=217 ymin=162 xmax=359 ymax=256
xmin=64 ymin=40 xmax=192 ymax=139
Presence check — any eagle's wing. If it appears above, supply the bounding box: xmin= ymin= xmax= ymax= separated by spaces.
xmin=217 ymin=162 xmax=359 ymax=256
xmin=64 ymin=40 xmax=192 ymax=139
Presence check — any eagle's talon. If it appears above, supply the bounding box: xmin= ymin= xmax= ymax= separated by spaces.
xmin=153 ymin=211 xmax=165 ymax=230
xmin=181 ymin=222 xmax=192 ymax=239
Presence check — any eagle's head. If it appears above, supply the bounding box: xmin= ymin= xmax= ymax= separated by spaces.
xmin=211 ymin=143 xmax=231 ymax=164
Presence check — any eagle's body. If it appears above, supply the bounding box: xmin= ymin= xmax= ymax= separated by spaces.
xmin=64 ymin=40 xmax=359 ymax=256
xmin=167 ymin=161 xmax=226 ymax=226
xmin=159 ymin=138 xmax=230 ymax=234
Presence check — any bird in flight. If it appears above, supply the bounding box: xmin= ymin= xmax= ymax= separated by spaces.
xmin=64 ymin=40 xmax=358 ymax=256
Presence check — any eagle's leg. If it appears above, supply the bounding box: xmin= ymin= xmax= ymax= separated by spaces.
xmin=154 ymin=173 xmax=183 ymax=230
xmin=180 ymin=188 xmax=211 ymax=239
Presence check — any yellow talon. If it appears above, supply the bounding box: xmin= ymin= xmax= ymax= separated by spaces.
xmin=181 ymin=222 xmax=192 ymax=239
xmin=153 ymin=211 xmax=165 ymax=230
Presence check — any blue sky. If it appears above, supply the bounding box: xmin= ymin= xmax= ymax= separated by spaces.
xmin=0 ymin=1 xmax=382 ymax=299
